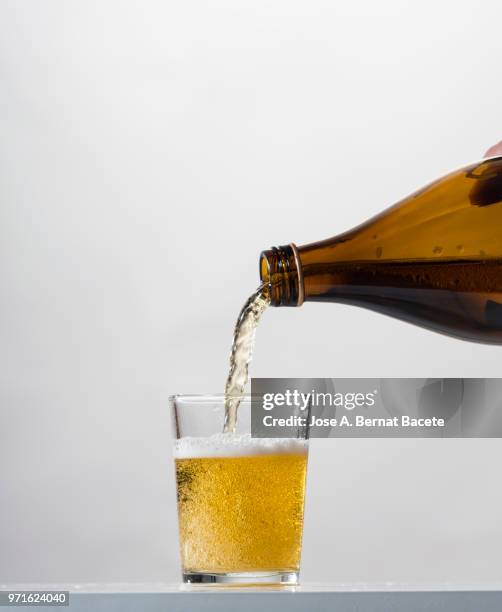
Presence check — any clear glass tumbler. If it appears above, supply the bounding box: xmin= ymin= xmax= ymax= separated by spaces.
xmin=170 ymin=394 xmax=309 ymax=585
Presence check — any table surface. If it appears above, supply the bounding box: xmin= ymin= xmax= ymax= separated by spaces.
xmin=2 ymin=583 xmax=502 ymax=612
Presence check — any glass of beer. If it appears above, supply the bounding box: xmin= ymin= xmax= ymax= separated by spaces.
xmin=170 ymin=394 xmax=309 ymax=586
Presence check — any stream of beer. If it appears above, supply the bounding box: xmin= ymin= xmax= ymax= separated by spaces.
xmin=223 ymin=286 xmax=270 ymax=433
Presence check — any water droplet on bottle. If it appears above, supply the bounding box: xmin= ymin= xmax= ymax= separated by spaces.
xmin=480 ymin=249 xmax=486 ymax=256
xmin=456 ymin=245 xmax=464 ymax=253
xmin=433 ymin=246 xmax=443 ymax=254
xmin=372 ymin=234 xmax=378 ymax=240
xmin=376 ymin=247 xmax=382 ymax=258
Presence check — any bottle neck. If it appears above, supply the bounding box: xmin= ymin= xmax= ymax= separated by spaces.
xmin=259 ymin=244 xmax=304 ymax=307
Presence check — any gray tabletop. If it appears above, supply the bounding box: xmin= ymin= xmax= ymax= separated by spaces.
xmin=3 ymin=584 xmax=502 ymax=612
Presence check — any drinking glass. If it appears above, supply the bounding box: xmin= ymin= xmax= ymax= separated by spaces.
xmin=170 ymin=394 xmax=309 ymax=585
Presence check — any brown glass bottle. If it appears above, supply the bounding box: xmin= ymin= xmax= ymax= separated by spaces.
xmin=260 ymin=157 xmax=502 ymax=344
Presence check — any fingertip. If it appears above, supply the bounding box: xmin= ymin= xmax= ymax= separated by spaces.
xmin=484 ymin=141 xmax=502 ymax=158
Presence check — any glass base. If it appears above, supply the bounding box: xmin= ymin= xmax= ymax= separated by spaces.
xmin=182 ymin=570 xmax=299 ymax=586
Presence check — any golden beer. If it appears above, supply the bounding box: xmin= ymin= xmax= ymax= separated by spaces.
xmin=175 ymin=436 xmax=308 ymax=575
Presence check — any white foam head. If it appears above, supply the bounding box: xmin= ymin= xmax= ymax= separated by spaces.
xmin=174 ymin=433 xmax=308 ymax=459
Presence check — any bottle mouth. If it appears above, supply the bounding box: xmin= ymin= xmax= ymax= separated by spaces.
xmin=259 ymin=243 xmax=304 ymax=307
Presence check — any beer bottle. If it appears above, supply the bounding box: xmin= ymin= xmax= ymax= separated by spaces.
xmin=260 ymin=157 xmax=502 ymax=344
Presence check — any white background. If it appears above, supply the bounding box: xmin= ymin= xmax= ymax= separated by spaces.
xmin=1 ymin=0 xmax=502 ymax=585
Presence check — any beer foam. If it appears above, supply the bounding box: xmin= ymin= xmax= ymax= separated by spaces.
xmin=174 ymin=433 xmax=308 ymax=459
